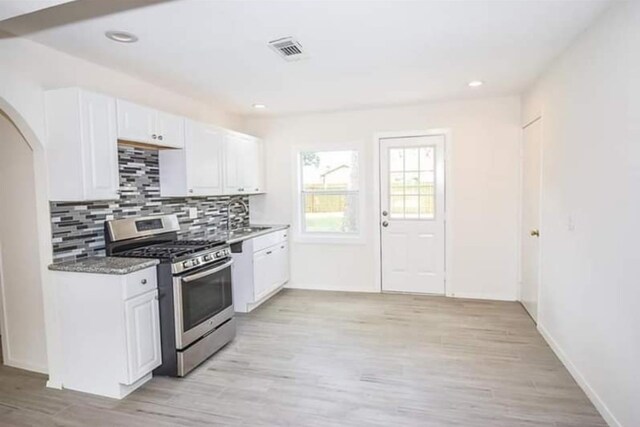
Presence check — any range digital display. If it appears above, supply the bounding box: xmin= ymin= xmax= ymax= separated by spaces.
xmin=135 ymin=218 xmax=163 ymax=232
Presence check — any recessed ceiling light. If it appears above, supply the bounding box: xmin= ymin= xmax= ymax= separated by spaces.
xmin=105 ymin=31 xmax=138 ymax=43
xmin=252 ymin=104 xmax=267 ymax=109
xmin=468 ymin=80 xmax=484 ymax=88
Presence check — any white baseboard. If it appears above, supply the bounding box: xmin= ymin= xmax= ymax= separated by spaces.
xmin=447 ymin=290 xmax=517 ymax=301
xmin=538 ymin=323 xmax=621 ymax=427
xmin=4 ymin=357 xmax=48 ymax=375
xmin=285 ymin=282 xmax=379 ymax=293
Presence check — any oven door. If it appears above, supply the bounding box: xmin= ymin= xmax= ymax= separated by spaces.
xmin=173 ymin=259 xmax=234 ymax=349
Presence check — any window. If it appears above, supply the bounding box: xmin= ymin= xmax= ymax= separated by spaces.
xmin=388 ymin=146 xmax=435 ymax=219
xmin=299 ymin=150 xmax=360 ymax=236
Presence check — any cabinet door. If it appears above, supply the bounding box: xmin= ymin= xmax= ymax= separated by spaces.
xmin=185 ymin=121 xmax=224 ymax=196
xmin=276 ymin=241 xmax=290 ymax=285
xmin=80 ymin=92 xmax=119 ymax=200
xmin=253 ymin=247 xmax=274 ymax=301
xmin=242 ymin=136 xmax=264 ymax=194
xmin=223 ymin=132 xmax=243 ymax=194
xmin=116 ymin=99 xmax=156 ymax=144
xmin=124 ymin=290 xmax=162 ymax=385
xmin=156 ymin=111 xmax=185 ymax=149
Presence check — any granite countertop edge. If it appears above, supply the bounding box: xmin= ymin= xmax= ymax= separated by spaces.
xmin=48 ymin=257 xmax=160 ymax=275
xmin=226 ymin=224 xmax=290 ymax=244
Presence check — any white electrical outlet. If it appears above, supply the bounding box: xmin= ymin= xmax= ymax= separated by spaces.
xmin=188 ymin=207 xmax=198 ymax=219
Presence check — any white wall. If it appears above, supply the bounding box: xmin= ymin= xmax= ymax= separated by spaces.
xmin=0 ymin=35 xmax=238 ymax=377
xmin=522 ymin=2 xmax=640 ymax=426
xmin=0 ymin=112 xmax=48 ymax=373
xmin=243 ymin=97 xmax=521 ymax=300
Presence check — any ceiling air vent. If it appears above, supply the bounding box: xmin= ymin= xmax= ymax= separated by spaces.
xmin=268 ymin=37 xmax=307 ymax=61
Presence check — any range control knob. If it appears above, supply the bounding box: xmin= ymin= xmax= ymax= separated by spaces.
xmin=203 ymin=254 xmax=212 ymax=261
xmin=182 ymin=260 xmax=190 ymax=269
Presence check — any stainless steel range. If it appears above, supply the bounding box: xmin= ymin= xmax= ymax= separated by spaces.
xmin=105 ymin=214 xmax=235 ymax=377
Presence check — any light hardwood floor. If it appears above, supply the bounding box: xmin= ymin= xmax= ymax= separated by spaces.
xmin=0 ymin=289 xmax=605 ymax=426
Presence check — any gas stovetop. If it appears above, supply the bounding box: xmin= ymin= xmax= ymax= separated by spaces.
xmin=115 ymin=239 xmax=226 ymax=260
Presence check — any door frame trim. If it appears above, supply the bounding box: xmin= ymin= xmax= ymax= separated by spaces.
xmin=373 ymin=129 xmax=453 ymax=295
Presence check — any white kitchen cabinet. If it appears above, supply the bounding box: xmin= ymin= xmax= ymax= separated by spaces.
xmin=159 ymin=120 xmax=224 ymax=196
xmin=45 ymin=88 xmax=119 ymax=201
xmin=231 ymin=228 xmax=289 ymax=313
xmin=116 ymin=99 xmax=185 ymax=148
xmin=52 ymin=266 xmax=162 ymax=399
xmin=223 ymin=132 xmax=264 ymax=195
xmin=124 ymin=290 xmax=162 ymax=384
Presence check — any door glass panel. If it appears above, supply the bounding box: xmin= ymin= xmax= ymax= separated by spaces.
xmin=390 ymin=196 xmax=405 ymax=219
xmin=388 ymin=145 xmax=436 ymax=220
xmin=405 ymin=196 xmax=419 ymax=219
xmin=389 ymin=173 xmax=404 ymax=195
xmin=404 ymin=172 xmax=419 ymax=195
xmin=389 ymin=149 xmax=404 ymax=172
xmin=404 ymin=148 xmax=419 ymax=171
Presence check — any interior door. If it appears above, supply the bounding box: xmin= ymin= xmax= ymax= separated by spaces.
xmin=380 ymin=135 xmax=446 ymax=294
xmin=520 ymin=119 xmax=542 ymax=321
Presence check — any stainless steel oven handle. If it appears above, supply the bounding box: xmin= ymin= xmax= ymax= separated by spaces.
xmin=182 ymin=259 xmax=234 ymax=283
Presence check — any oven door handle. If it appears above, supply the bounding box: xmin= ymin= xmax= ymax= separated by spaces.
xmin=181 ymin=259 xmax=234 ymax=283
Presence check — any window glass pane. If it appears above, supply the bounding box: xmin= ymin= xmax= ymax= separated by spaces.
xmin=390 ymin=172 xmax=404 ymax=195
xmin=405 ymin=195 xmax=419 ymax=219
xmin=390 ymin=196 xmax=404 ymax=219
xmin=419 ymin=195 xmax=435 ymax=219
xmin=419 ymin=171 xmax=434 ymax=195
xmin=419 ymin=147 xmax=434 ymax=171
xmin=389 ymin=148 xmax=404 ymax=172
xmin=304 ymin=193 xmax=358 ymax=233
xmin=301 ymin=150 xmax=359 ymax=192
xmin=405 ymin=148 xmax=419 ymax=171
xmin=404 ymin=172 xmax=420 ymax=195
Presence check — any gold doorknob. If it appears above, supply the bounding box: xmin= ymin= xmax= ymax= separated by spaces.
xmin=530 ymin=229 xmax=540 ymax=237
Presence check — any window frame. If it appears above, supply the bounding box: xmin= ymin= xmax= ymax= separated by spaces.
xmin=293 ymin=145 xmax=366 ymax=244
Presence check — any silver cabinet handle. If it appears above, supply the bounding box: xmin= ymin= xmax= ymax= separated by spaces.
xmin=254 ymin=188 xmax=259 ymax=191
xmin=266 ymin=251 xmax=272 ymax=255
xmin=382 ymin=221 xmax=389 ymax=227
xmin=189 ymin=189 xmax=194 ymax=193
xmin=382 ymin=211 xmax=388 ymax=217
xmin=154 ymin=295 xmax=159 ymax=300
xmin=152 ymin=134 xmax=157 ymax=139
xmin=182 ymin=259 xmax=234 ymax=283
xmin=141 ymin=279 xmax=147 ymax=285
xmin=158 ymin=135 xmax=163 ymax=141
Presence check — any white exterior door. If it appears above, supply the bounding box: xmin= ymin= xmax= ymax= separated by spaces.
xmin=380 ymin=135 xmax=446 ymax=294
xmin=520 ymin=119 xmax=542 ymax=321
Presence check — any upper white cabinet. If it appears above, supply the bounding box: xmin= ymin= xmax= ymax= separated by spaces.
xmin=116 ymin=99 xmax=185 ymax=149
xmin=159 ymin=120 xmax=225 ymax=197
xmin=223 ymin=132 xmax=264 ymax=195
xmin=46 ymin=88 xmax=119 ymax=201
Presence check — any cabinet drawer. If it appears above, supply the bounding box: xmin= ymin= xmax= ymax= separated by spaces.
xmin=122 ymin=268 xmax=158 ymax=300
xmin=253 ymin=229 xmax=288 ymax=253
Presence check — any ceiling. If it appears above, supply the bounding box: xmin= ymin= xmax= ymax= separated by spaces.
xmin=0 ymin=0 xmax=612 ymax=116
xmin=0 ymin=0 xmax=73 ymax=21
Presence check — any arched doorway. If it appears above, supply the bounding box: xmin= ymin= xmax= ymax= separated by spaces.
xmin=0 ymin=106 xmax=48 ymax=373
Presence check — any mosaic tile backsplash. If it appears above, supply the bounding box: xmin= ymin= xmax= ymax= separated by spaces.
xmin=50 ymin=146 xmax=250 ymax=263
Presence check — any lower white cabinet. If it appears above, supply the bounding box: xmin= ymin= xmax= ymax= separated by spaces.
xmin=231 ymin=228 xmax=290 ymax=313
xmin=52 ymin=266 xmax=162 ymax=399
xmin=124 ymin=290 xmax=162 ymax=385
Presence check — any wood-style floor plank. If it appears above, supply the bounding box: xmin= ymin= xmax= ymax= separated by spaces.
xmin=0 ymin=289 xmax=605 ymax=426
